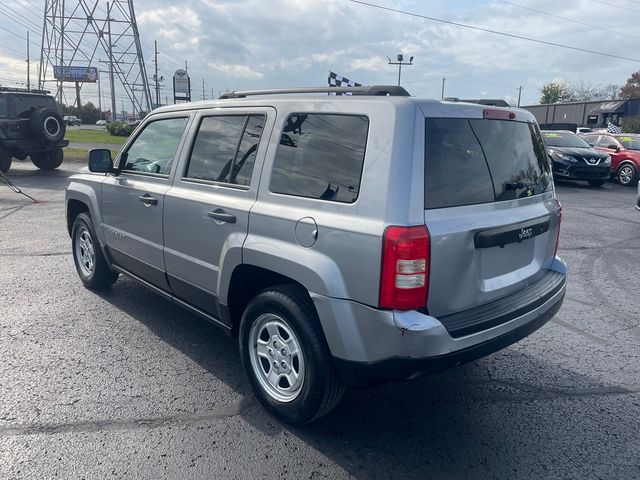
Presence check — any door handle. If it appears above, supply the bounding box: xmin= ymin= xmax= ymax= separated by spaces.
xmin=208 ymin=208 xmax=236 ymax=224
xmin=138 ymin=194 xmax=158 ymax=206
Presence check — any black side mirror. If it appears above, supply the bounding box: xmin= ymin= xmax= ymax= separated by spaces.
xmin=88 ymin=149 xmax=116 ymax=173
xmin=607 ymin=144 xmax=619 ymax=151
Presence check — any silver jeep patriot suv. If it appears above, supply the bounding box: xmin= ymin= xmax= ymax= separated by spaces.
xmin=66 ymin=85 xmax=566 ymax=424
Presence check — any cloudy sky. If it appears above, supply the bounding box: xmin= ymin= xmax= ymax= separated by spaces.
xmin=1 ymin=0 xmax=639 ymax=109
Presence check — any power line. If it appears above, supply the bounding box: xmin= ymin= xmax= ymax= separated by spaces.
xmin=347 ymin=0 xmax=640 ymax=63
xmin=588 ymin=0 xmax=640 ymax=13
xmin=0 ymin=42 xmax=26 ymax=57
xmin=0 ymin=1 xmax=42 ymax=31
xmin=495 ymin=0 xmax=640 ymax=41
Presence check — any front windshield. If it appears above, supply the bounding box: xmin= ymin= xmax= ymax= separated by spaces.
xmin=542 ymin=131 xmax=591 ymax=148
xmin=618 ymin=135 xmax=640 ymax=151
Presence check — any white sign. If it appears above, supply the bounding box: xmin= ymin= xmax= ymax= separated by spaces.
xmin=173 ymin=69 xmax=190 ymax=96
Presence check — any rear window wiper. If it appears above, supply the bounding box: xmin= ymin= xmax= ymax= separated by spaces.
xmin=504 ymin=181 xmax=536 ymax=191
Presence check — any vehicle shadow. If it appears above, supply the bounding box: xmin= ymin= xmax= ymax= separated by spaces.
xmin=96 ymin=276 xmax=636 ymax=480
xmin=1 ymin=162 xmax=81 ymax=193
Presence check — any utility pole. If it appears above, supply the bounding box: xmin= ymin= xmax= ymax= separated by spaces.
xmin=441 ymin=77 xmax=446 ymax=100
xmin=97 ymin=68 xmax=102 ymax=115
xmin=26 ymin=31 xmax=30 ymax=91
xmin=59 ymin=0 xmax=64 ymax=103
xmin=387 ymin=54 xmax=413 ymax=86
xmin=201 ymin=78 xmax=205 ymax=100
xmin=517 ymin=86 xmax=523 ymax=107
xmin=153 ymin=40 xmax=163 ymax=108
xmin=107 ymin=1 xmax=116 ymax=121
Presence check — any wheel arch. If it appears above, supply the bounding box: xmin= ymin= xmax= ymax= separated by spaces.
xmin=225 ymin=264 xmax=310 ymax=337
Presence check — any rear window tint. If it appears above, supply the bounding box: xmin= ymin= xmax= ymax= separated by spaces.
xmin=425 ymin=118 xmax=552 ymax=209
xmin=270 ymin=114 xmax=368 ymax=203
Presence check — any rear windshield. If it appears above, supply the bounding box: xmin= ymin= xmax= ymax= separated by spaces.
xmin=425 ymin=118 xmax=552 ymax=209
xmin=13 ymin=95 xmax=56 ymax=118
xmin=542 ymin=131 xmax=590 ymax=148
xmin=618 ymin=135 xmax=640 ymax=151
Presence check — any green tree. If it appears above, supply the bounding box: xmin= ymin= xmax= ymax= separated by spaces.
xmin=620 ymin=71 xmax=640 ymax=99
xmin=80 ymin=101 xmax=101 ymax=124
xmin=539 ymin=81 xmax=572 ymax=104
xmin=620 ymin=116 xmax=640 ymax=133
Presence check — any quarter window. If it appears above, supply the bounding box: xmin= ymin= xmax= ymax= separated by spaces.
xmin=122 ymin=117 xmax=188 ymax=175
xmin=583 ymin=135 xmax=599 ymax=146
xmin=270 ymin=114 xmax=369 ymax=203
xmin=185 ymin=114 xmax=265 ymax=185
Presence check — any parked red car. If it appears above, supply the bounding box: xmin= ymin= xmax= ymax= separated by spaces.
xmin=582 ymin=133 xmax=640 ymax=186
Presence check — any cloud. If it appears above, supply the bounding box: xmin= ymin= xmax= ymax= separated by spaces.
xmin=2 ymin=0 xmax=638 ymax=106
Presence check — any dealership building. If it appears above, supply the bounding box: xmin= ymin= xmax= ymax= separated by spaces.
xmin=522 ymin=98 xmax=640 ymax=129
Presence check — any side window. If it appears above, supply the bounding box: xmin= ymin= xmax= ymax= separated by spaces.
xmin=596 ymin=136 xmax=616 ymax=148
xmin=185 ymin=115 xmax=265 ymax=185
xmin=232 ymin=115 xmax=265 ymax=186
xmin=123 ymin=117 xmax=188 ymax=175
xmin=0 ymin=97 xmax=7 ymax=118
xmin=584 ymin=135 xmax=598 ymax=146
xmin=270 ymin=114 xmax=369 ymax=203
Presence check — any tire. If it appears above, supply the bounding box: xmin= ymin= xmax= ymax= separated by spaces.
xmin=31 ymin=149 xmax=63 ymax=170
xmin=71 ymin=212 xmax=119 ymax=289
xmin=239 ymin=285 xmax=345 ymax=424
xmin=588 ymin=179 xmax=605 ymax=187
xmin=0 ymin=146 xmax=11 ymax=173
xmin=29 ymin=107 xmax=65 ymax=145
xmin=617 ymin=163 xmax=637 ymax=186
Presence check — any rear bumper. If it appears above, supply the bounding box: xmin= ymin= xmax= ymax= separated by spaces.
xmin=1 ymin=139 xmax=68 ymax=152
xmin=312 ymin=257 xmax=567 ymax=387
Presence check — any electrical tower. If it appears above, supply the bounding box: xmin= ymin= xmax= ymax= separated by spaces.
xmin=39 ymin=0 xmax=152 ymax=119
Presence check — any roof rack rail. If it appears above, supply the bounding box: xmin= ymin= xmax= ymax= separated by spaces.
xmin=443 ymin=97 xmax=510 ymax=107
xmin=219 ymin=85 xmax=411 ymax=99
xmin=0 ymin=86 xmax=51 ymax=95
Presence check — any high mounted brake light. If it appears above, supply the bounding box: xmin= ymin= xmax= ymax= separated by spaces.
xmin=379 ymin=225 xmax=430 ymax=310
xmin=483 ymin=109 xmax=516 ymax=120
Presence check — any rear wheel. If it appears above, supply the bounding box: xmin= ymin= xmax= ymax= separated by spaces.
xmin=72 ymin=212 xmax=118 ymax=289
xmin=0 ymin=146 xmax=11 ymax=173
xmin=31 ymin=149 xmax=63 ymax=170
xmin=239 ymin=285 xmax=345 ymax=424
xmin=617 ymin=163 xmax=637 ymax=186
xmin=588 ymin=179 xmax=605 ymax=187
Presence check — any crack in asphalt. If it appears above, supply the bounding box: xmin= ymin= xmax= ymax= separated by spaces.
xmin=0 ymin=397 xmax=255 ymax=438
xmin=572 ymin=208 xmax=640 ymax=225
xmin=551 ymin=317 xmax=612 ymax=346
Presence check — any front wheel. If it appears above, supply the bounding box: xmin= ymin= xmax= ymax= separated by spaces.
xmin=31 ymin=149 xmax=63 ymax=170
xmin=617 ymin=163 xmax=637 ymax=186
xmin=0 ymin=146 xmax=11 ymax=173
xmin=239 ymin=285 xmax=345 ymax=424
xmin=72 ymin=212 xmax=118 ymax=289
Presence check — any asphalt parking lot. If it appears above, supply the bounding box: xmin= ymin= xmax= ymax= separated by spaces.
xmin=1 ymin=162 xmax=639 ymax=479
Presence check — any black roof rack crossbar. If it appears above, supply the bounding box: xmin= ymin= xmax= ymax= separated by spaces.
xmin=219 ymin=85 xmax=410 ymax=99
xmin=0 ymin=86 xmax=51 ymax=95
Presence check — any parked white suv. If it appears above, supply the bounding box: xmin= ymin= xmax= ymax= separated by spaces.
xmin=66 ymin=86 xmax=566 ymax=423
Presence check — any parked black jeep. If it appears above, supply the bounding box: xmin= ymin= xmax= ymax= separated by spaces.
xmin=0 ymin=87 xmax=68 ymax=173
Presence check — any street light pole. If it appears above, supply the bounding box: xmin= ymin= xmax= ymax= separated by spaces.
xmin=387 ymin=54 xmax=414 ymax=86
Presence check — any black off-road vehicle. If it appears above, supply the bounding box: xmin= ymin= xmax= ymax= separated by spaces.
xmin=0 ymin=87 xmax=68 ymax=173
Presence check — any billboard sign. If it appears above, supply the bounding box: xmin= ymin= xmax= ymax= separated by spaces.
xmin=173 ymin=69 xmax=190 ymax=97
xmin=53 ymin=66 xmax=98 ymax=83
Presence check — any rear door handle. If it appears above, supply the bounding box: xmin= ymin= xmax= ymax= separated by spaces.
xmin=138 ymin=194 xmax=158 ymax=206
xmin=208 ymin=208 xmax=236 ymax=224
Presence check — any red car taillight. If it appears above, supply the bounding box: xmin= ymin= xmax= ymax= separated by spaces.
xmin=379 ymin=225 xmax=430 ymax=310
xmin=554 ymin=205 xmax=562 ymax=257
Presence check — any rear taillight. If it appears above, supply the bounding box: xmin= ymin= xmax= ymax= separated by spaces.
xmin=554 ymin=205 xmax=562 ymax=257
xmin=379 ymin=225 xmax=430 ymax=310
